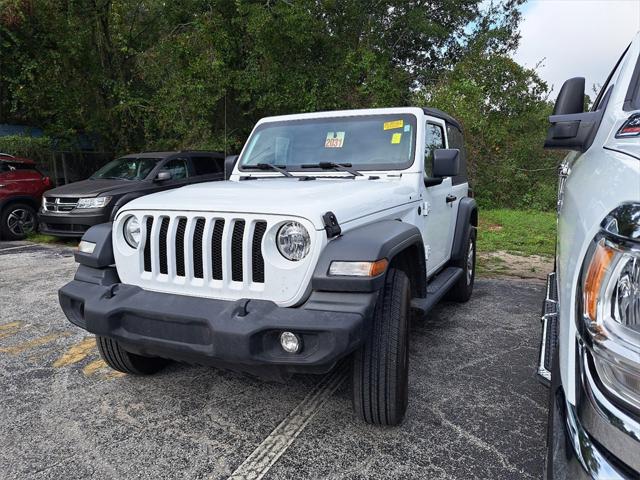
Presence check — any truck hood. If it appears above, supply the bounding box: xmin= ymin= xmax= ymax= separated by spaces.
xmin=120 ymin=177 xmax=418 ymax=229
xmin=45 ymin=178 xmax=141 ymax=198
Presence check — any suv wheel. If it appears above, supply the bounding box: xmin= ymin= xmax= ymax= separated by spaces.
xmin=1 ymin=203 xmax=36 ymax=240
xmin=446 ymin=226 xmax=476 ymax=302
xmin=351 ymin=268 xmax=410 ymax=426
xmin=96 ymin=336 xmax=169 ymax=375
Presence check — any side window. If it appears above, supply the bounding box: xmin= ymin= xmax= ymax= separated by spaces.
xmin=162 ymin=158 xmax=189 ymax=180
xmin=191 ymin=156 xmax=223 ymax=175
xmin=424 ymin=123 xmax=445 ymax=177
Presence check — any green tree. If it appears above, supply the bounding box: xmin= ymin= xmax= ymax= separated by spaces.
xmin=416 ymin=36 xmax=562 ymax=210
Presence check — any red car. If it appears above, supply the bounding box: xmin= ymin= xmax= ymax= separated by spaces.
xmin=0 ymin=154 xmax=51 ymax=240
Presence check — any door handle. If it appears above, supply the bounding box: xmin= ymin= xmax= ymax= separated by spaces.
xmin=446 ymin=194 xmax=457 ymax=203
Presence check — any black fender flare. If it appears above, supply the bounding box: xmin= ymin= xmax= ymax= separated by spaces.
xmin=451 ymin=197 xmax=478 ymax=262
xmin=312 ymin=220 xmax=426 ymax=293
xmin=74 ymin=222 xmax=114 ymax=268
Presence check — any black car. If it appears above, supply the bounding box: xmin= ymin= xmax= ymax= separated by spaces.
xmin=39 ymin=151 xmax=224 ymax=238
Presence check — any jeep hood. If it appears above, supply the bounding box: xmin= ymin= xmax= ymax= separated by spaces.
xmin=120 ymin=177 xmax=416 ymax=229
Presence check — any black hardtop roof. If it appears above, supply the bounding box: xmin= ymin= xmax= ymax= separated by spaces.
xmin=120 ymin=150 xmax=224 ymax=159
xmin=422 ymin=107 xmax=463 ymax=132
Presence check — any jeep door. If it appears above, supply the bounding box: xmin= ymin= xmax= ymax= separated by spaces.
xmin=421 ymin=118 xmax=455 ymax=275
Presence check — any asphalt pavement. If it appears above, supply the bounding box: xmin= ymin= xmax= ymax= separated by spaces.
xmin=0 ymin=241 xmax=548 ymax=479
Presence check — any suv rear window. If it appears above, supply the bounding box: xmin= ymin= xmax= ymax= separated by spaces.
xmin=192 ymin=156 xmax=223 ymax=175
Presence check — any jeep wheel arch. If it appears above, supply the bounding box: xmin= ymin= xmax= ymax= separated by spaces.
xmin=312 ymin=220 xmax=427 ymax=297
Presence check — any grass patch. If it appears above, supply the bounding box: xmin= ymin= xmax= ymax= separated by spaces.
xmin=477 ymin=209 xmax=556 ymax=257
xmin=27 ymin=232 xmax=77 ymax=246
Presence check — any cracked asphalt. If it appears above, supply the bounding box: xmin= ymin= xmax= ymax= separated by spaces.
xmin=0 ymin=241 xmax=548 ymax=479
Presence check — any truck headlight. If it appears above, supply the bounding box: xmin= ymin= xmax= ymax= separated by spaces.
xmin=123 ymin=216 xmax=141 ymax=249
xmin=277 ymin=221 xmax=310 ymax=261
xmin=76 ymin=196 xmax=111 ymax=209
xmin=579 ymin=203 xmax=640 ymax=411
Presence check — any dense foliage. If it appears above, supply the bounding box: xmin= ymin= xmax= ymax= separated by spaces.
xmin=0 ymin=0 xmax=561 ymax=209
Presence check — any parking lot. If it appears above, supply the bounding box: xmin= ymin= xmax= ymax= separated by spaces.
xmin=0 ymin=241 xmax=547 ymax=479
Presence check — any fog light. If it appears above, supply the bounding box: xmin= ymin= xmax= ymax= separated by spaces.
xmin=280 ymin=331 xmax=301 ymax=353
xmin=78 ymin=240 xmax=96 ymax=254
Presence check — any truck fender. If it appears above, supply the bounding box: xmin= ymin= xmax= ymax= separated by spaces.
xmin=450 ymin=197 xmax=478 ymax=262
xmin=312 ymin=220 xmax=426 ymax=294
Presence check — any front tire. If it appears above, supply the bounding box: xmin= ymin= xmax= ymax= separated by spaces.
xmin=96 ymin=336 xmax=168 ymax=375
xmin=446 ymin=226 xmax=476 ymax=302
xmin=1 ymin=203 xmax=37 ymax=240
xmin=351 ymin=268 xmax=410 ymax=426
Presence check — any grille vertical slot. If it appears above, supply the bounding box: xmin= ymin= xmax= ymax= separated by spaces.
xmin=231 ymin=220 xmax=245 ymax=282
xmin=143 ymin=217 xmax=153 ymax=272
xmin=175 ymin=217 xmax=187 ymax=277
xmin=211 ymin=219 xmax=225 ymax=280
xmin=159 ymin=217 xmax=170 ymax=274
xmin=193 ymin=218 xmax=205 ymax=279
xmin=252 ymin=221 xmax=267 ymax=283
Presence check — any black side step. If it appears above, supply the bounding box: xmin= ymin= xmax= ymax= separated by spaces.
xmin=410 ymin=266 xmax=463 ymax=316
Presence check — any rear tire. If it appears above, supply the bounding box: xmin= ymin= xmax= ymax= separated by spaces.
xmin=351 ymin=268 xmax=410 ymax=426
xmin=446 ymin=226 xmax=476 ymax=302
xmin=96 ymin=336 xmax=168 ymax=375
xmin=1 ymin=203 xmax=37 ymax=240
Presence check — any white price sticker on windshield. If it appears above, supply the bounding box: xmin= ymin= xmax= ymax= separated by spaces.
xmin=325 ymin=132 xmax=345 ymax=148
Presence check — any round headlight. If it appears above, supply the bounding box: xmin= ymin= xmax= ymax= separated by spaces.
xmin=123 ymin=216 xmax=141 ymax=248
xmin=277 ymin=221 xmax=310 ymax=261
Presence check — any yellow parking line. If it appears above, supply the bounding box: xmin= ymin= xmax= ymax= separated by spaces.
xmin=0 ymin=321 xmax=22 ymax=340
xmin=82 ymin=358 xmax=107 ymax=376
xmin=0 ymin=332 xmax=66 ymax=354
xmin=53 ymin=337 xmax=96 ymax=368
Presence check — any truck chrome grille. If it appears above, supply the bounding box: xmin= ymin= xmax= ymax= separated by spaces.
xmin=141 ymin=214 xmax=267 ymax=285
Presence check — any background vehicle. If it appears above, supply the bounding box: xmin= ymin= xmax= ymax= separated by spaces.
xmin=540 ymin=34 xmax=640 ymax=479
xmin=0 ymin=154 xmax=51 ymax=240
xmin=59 ymin=107 xmax=478 ymax=426
xmin=39 ymin=150 xmax=224 ymax=238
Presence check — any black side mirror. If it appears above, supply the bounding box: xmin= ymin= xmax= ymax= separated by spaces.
xmin=544 ymin=76 xmax=604 ymax=152
xmin=553 ymin=77 xmax=585 ymax=115
xmin=433 ymin=149 xmax=460 ymax=177
xmin=154 ymin=170 xmax=172 ymax=182
xmin=225 ymin=155 xmax=239 ymax=180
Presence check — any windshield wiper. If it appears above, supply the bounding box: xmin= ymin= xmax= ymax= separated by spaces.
xmin=301 ymin=162 xmax=363 ymax=177
xmin=243 ymin=163 xmax=293 ymax=177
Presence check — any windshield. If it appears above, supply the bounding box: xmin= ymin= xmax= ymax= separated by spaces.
xmin=239 ymin=114 xmax=417 ymax=171
xmin=91 ymin=157 xmax=162 ymax=180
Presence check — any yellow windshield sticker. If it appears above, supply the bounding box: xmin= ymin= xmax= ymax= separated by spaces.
xmin=384 ymin=120 xmax=404 ymax=130
xmin=325 ymin=131 xmax=345 ymax=148
xmin=391 ymin=133 xmax=402 ymax=144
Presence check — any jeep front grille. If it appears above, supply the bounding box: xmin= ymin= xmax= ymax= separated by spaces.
xmin=142 ymin=215 xmax=267 ymax=285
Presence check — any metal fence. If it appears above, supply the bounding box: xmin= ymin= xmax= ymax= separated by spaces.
xmin=38 ymin=151 xmax=113 ymax=186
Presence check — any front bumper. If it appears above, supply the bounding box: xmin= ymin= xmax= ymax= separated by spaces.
xmin=58 ymin=267 xmax=374 ymax=375
xmin=39 ymin=210 xmax=109 ymax=238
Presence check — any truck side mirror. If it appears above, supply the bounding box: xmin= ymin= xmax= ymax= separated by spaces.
xmin=432 ymin=149 xmax=460 ymax=178
xmin=154 ymin=170 xmax=172 ymax=182
xmin=544 ymin=77 xmax=604 ymax=152
xmin=225 ymin=155 xmax=239 ymax=180
xmin=553 ymin=77 xmax=585 ymax=115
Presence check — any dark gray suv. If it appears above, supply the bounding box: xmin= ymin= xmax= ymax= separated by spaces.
xmin=39 ymin=151 xmax=224 ymax=238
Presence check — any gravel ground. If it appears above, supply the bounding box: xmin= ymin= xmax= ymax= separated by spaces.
xmin=0 ymin=241 xmax=548 ymax=479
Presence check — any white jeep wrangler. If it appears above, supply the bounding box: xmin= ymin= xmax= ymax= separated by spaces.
xmin=59 ymin=107 xmax=478 ymax=426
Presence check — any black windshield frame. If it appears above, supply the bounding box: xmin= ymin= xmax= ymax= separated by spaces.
xmin=238 ymin=114 xmax=418 ymax=173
